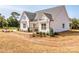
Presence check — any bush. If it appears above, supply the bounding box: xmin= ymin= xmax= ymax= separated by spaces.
xmin=28 ymin=28 xmax=32 ymax=32
xmin=54 ymin=32 xmax=59 ymax=35
xmin=17 ymin=28 xmax=19 ymax=31
xmin=42 ymin=32 xmax=46 ymax=37
xmin=39 ymin=32 xmax=43 ymax=37
xmin=46 ymin=33 xmax=49 ymax=36
xmin=49 ymin=28 xmax=55 ymax=37
xmin=39 ymin=32 xmax=46 ymax=37
xmin=70 ymin=18 xmax=79 ymax=29
xmin=36 ymin=32 xmax=46 ymax=37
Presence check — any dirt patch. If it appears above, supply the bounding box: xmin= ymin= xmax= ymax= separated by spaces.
xmin=0 ymin=30 xmax=79 ymax=52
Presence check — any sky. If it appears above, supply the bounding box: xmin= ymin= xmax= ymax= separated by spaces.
xmin=0 ymin=5 xmax=79 ymax=19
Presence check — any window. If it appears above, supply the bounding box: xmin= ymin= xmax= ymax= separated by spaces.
xmin=23 ymin=24 xmax=26 ymax=28
xmin=41 ymin=23 xmax=46 ymax=30
xmin=22 ymin=16 xmax=26 ymax=19
xmin=62 ymin=24 xmax=65 ymax=28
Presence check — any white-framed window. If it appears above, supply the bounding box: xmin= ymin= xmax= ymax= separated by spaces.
xmin=41 ymin=23 xmax=46 ymax=30
xmin=23 ymin=24 xmax=26 ymax=28
xmin=22 ymin=16 xmax=26 ymax=19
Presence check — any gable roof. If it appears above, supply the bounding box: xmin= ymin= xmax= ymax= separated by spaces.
xmin=20 ymin=11 xmax=36 ymax=21
xmin=36 ymin=6 xmax=69 ymax=20
xmin=34 ymin=12 xmax=53 ymax=20
xmin=24 ymin=11 xmax=36 ymax=21
xmin=34 ymin=12 xmax=43 ymax=20
xmin=36 ymin=6 xmax=65 ymax=14
xmin=44 ymin=13 xmax=52 ymax=20
xmin=20 ymin=6 xmax=68 ymax=21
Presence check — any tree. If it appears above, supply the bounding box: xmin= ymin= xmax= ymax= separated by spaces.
xmin=7 ymin=12 xmax=20 ymax=27
xmin=7 ymin=16 xmax=19 ymax=27
xmin=0 ymin=15 xmax=7 ymax=28
xmin=0 ymin=16 xmax=3 ymax=28
xmin=71 ymin=18 xmax=79 ymax=29
xmin=3 ymin=19 xmax=8 ymax=27
xmin=11 ymin=12 xmax=20 ymax=19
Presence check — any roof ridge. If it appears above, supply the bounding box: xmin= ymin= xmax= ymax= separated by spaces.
xmin=43 ymin=13 xmax=52 ymax=20
xmin=35 ymin=5 xmax=65 ymax=12
xmin=23 ymin=11 xmax=35 ymax=14
xmin=44 ymin=12 xmax=52 ymax=15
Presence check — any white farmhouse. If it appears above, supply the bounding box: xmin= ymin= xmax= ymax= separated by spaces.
xmin=20 ymin=6 xmax=70 ymax=33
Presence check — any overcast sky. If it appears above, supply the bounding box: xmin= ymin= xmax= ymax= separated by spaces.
xmin=0 ymin=5 xmax=79 ymax=19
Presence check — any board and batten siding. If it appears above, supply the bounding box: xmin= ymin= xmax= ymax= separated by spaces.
xmin=20 ymin=13 xmax=30 ymax=31
xmin=38 ymin=14 xmax=50 ymax=33
xmin=50 ymin=6 xmax=70 ymax=32
xmin=20 ymin=6 xmax=70 ymax=33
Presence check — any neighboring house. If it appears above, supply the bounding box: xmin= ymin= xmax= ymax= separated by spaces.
xmin=20 ymin=6 xmax=70 ymax=33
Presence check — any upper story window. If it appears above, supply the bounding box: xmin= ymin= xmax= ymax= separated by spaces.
xmin=22 ymin=15 xmax=26 ymax=20
xmin=62 ymin=23 xmax=65 ymax=28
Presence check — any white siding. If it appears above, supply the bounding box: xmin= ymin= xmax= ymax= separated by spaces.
xmin=50 ymin=6 xmax=70 ymax=32
xmin=20 ymin=6 xmax=70 ymax=33
xmin=20 ymin=13 xmax=30 ymax=31
xmin=38 ymin=15 xmax=50 ymax=33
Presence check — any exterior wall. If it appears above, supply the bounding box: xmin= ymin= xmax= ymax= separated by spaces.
xmin=20 ymin=13 xmax=30 ymax=31
xmin=38 ymin=15 xmax=50 ymax=33
xmin=49 ymin=6 xmax=70 ymax=32
xmin=50 ymin=18 xmax=70 ymax=32
xmin=20 ymin=6 xmax=70 ymax=33
xmin=29 ymin=21 xmax=38 ymax=31
xmin=38 ymin=21 xmax=49 ymax=33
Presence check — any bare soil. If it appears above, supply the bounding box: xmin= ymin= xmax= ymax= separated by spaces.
xmin=0 ymin=30 xmax=79 ymax=53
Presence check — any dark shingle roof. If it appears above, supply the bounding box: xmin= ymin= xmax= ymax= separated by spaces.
xmin=21 ymin=6 xmax=67 ymax=21
xmin=34 ymin=12 xmax=53 ymax=20
xmin=35 ymin=6 xmax=66 ymax=18
xmin=44 ymin=13 xmax=52 ymax=20
xmin=23 ymin=11 xmax=36 ymax=21
xmin=34 ymin=12 xmax=43 ymax=20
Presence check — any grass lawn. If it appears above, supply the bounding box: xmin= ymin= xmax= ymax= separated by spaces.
xmin=0 ymin=30 xmax=79 ymax=52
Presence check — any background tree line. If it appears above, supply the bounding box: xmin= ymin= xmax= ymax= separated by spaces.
xmin=0 ymin=12 xmax=20 ymax=28
xmin=0 ymin=12 xmax=79 ymax=30
xmin=70 ymin=18 xmax=79 ymax=29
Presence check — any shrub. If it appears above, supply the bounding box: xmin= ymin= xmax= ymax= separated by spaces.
xmin=39 ymin=32 xmax=43 ymax=37
xmin=54 ymin=32 xmax=59 ymax=35
xmin=28 ymin=28 xmax=32 ymax=32
xmin=49 ymin=28 xmax=55 ymax=37
xmin=42 ymin=32 xmax=46 ymax=37
xmin=36 ymin=32 xmax=46 ymax=37
xmin=17 ymin=28 xmax=19 ymax=31
xmin=70 ymin=18 xmax=79 ymax=29
xmin=46 ymin=33 xmax=49 ymax=36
